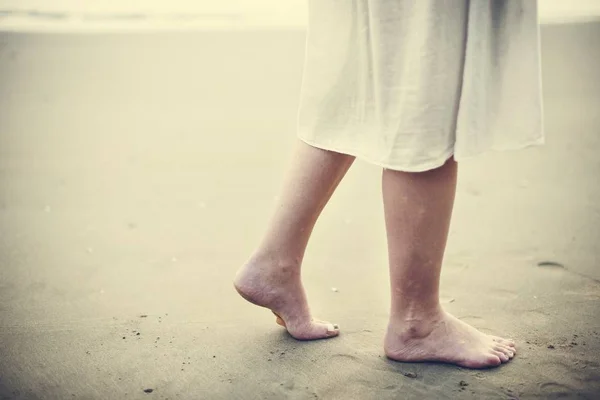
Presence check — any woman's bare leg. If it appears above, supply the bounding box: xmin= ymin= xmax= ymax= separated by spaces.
xmin=234 ymin=140 xmax=354 ymax=340
xmin=382 ymin=158 xmax=516 ymax=368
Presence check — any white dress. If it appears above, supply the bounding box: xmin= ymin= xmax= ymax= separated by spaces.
xmin=297 ymin=0 xmax=544 ymax=172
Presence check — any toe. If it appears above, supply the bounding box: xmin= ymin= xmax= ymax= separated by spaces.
xmin=465 ymin=353 xmax=502 ymax=368
xmin=312 ymin=319 xmax=340 ymax=336
xmin=480 ymin=354 xmax=502 ymax=368
xmin=288 ymin=321 xmax=339 ymax=340
xmin=325 ymin=323 xmax=340 ymax=336
xmin=492 ymin=336 xmax=516 ymax=348
xmin=274 ymin=315 xmax=286 ymax=327
xmin=502 ymin=345 xmax=515 ymax=358
xmin=312 ymin=322 xmax=340 ymax=339
xmin=491 ymin=350 xmax=509 ymax=363
xmin=494 ymin=344 xmax=514 ymax=359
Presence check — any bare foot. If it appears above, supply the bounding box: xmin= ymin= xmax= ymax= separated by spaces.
xmin=384 ymin=310 xmax=516 ymax=369
xmin=233 ymin=257 xmax=339 ymax=340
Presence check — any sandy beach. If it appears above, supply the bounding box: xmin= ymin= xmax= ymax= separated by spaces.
xmin=0 ymin=21 xmax=599 ymax=399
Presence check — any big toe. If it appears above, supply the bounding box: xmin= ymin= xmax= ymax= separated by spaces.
xmin=460 ymin=351 xmax=503 ymax=369
xmin=480 ymin=353 xmax=503 ymax=368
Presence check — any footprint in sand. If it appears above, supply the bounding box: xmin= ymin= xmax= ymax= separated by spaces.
xmin=273 ymin=379 xmax=319 ymax=399
xmin=539 ymin=382 xmax=575 ymax=396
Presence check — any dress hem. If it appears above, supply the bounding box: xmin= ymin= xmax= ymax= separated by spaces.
xmin=297 ymin=135 xmax=545 ymax=172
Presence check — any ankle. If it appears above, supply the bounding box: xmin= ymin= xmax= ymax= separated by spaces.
xmin=389 ymin=304 xmax=444 ymax=335
xmin=392 ymin=298 xmax=442 ymax=316
xmin=247 ymin=252 xmax=302 ymax=276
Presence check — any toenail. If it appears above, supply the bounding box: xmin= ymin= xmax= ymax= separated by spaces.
xmin=327 ymin=323 xmax=338 ymax=332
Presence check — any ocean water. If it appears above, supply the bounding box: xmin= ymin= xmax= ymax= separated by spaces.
xmin=0 ymin=0 xmax=600 ymax=32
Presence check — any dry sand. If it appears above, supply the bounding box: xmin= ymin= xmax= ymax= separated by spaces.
xmin=0 ymin=23 xmax=599 ymax=399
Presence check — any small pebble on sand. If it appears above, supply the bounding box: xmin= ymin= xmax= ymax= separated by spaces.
xmin=143 ymin=388 xmax=153 ymax=393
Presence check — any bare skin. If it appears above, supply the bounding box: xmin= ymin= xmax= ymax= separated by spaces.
xmin=381 ymin=159 xmax=515 ymax=368
xmin=234 ymin=140 xmax=516 ymax=367
xmin=234 ymin=141 xmax=354 ymax=340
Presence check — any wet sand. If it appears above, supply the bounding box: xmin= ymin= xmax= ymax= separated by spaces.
xmin=0 ymin=22 xmax=599 ymax=399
